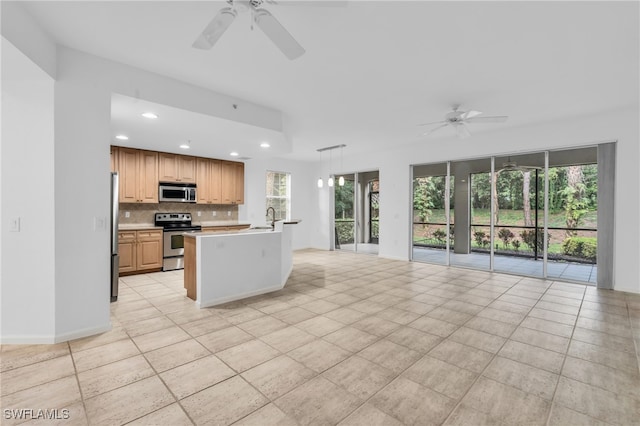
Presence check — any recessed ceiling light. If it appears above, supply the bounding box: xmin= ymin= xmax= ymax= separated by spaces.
xmin=141 ymin=112 xmax=158 ymax=119
xmin=115 ymin=134 xmax=129 ymax=140
xmin=230 ymin=152 xmax=239 ymax=157
xmin=179 ymin=144 xmax=190 ymax=149
xmin=260 ymin=142 xmax=270 ymax=148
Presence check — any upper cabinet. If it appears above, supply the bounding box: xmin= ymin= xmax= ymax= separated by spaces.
xmin=118 ymin=148 xmax=158 ymax=203
xmin=112 ymin=146 xmax=243 ymax=205
xmin=158 ymin=153 xmax=196 ymax=183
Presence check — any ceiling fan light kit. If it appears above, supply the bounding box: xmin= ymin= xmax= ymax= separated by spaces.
xmin=193 ymin=0 xmax=305 ymax=60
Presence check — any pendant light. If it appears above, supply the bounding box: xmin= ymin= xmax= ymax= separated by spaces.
xmin=316 ymin=144 xmax=347 ymax=189
xmin=327 ymin=150 xmax=334 ymax=187
xmin=317 ymin=150 xmax=324 ymax=188
xmin=338 ymin=145 xmax=345 ymax=186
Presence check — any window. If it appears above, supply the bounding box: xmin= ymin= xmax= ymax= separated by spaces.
xmin=266 ymin=171 xmax=291 ymax=221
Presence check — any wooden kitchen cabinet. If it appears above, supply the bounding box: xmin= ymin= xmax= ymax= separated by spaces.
xmin=158 ymin=153 xmax=196 ymax=183
xmin=118 ymin=229 xmax=163 ymax=275
xmin=117 ymin=230 xmax=137 ymax=274
xmin=118 ymin=148 xmax=158 ymax=203
xmin=196 ymin=158 xmax=222 ymax=204
xmin=221 ymin=161 xmax=245 ymax=205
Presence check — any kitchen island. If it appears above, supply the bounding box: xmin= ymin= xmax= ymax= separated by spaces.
xmin=183 ymin=221 xmax=295 ymax=308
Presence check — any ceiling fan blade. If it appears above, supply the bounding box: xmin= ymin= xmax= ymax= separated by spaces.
xmin=465 ymin=115 xmax=508 ymax=123
xmin=417 ymin=120 xmax=446 ymax=127
xmin=192 ymin=7 xmax=237 ymax=50
xmin=455 ymin=123 xmax=471 ymax=139
xmin=462 ymin=110 xmax=482 ymax=120
xmin=421 ymin=123 xmax=449 ymax=136
xmin=254 ymin=9 xmax=305 ymax=60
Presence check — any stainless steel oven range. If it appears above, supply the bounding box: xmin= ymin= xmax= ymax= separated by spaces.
xmin=155 ymin=213 xmax=202 ymax=271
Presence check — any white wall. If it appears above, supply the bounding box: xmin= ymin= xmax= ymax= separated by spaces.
xmin=1 ymin=38 xmax=56 ymax=342
xmin=240 ymin=157 xmax=318 ymax=250
xmin=313 ymin=107 xmax=640 ymax=293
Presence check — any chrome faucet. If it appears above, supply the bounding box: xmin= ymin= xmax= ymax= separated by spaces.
xmin=266 ymin=207 xmax=276 ymax=230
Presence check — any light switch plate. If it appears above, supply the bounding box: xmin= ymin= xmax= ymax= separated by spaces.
xmin=227 ymin=211 xmax=231 ymax=217
xmin=197 ymin=211 xmax=201 ymax=217
xmin=10 ymin=217 xmax=20 ymax=232
xmin=94 ymin=216 xmax=107 ymax=231
xmin=212 ymin=211 xmax=217 ymax=217
xmin=125 ymin=211 xmax=130 ymax=218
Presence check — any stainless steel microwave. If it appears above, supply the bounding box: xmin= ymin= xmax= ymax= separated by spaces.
xmin=159 ymin=183 xmax=197 ymax=203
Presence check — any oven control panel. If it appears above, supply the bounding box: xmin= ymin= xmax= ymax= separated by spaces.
xmin=155 ymin=213 xmax=191 ymax=223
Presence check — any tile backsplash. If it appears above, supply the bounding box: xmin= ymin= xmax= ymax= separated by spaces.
xmin=118 ymin=202 xmax=239 ymax=225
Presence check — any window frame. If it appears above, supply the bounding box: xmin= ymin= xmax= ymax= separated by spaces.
xmin=265 ymin=170 xmax=291 ymax=221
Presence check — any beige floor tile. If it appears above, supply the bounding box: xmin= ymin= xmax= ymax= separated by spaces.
xmin=349 ymin=300 xmax=388 ymax=314
xmin=323 ymin=356 xmax=396 ymax=399
xmin=425 ymin=307 xmax=473 ymax=326
xmin=498 ymin=340 xmax=565 ymax=374
xmin=115 ymin=306 xmax=164 ymax=324
xmin=323 ymin=326 xmax=379 ymax=352
xmin=143 ymin=339 xmax=210 ymax=373
xmin=510 ymin=327 xmax=569 ymax=354
xmin=403 ymin=355 xmax=477 ymax=399
xmin=370 ymin=376 xmax=456 ymax=425
xmin=443 ymin=403 xmax=508 ymax=426
xmin=77 ymin=354 xmax=154 ymax=399
xmin=396 ymin=299 xmax=439 ymax=315
xmin=488 ymin=300 xmax=531 ymax=315
xmin=498 ymin=293 xmax=539 ymax=306
xmin=166 ymin=308 xmax=214 ymax=325
xmin=540 ymin=294 xmax=583 ymax=307
xmin=0 ymin=376 xmax=82 ymax=424
xmin=123 ymin=316 xmax=175 ymax=337
xmin=196 ymin=326 xmax=253 ymax=353
xmin=386 ymin=327 xmax=442 ymax=353
xmin=1 ymin=355 xmax=76 ymax=396
xmin=69 ymin=327 xmax=129 ymax=353
xmin=567 ymin=339 xmax=639 ymax=374
xmin=216 ymin=339 xmax=280 ymax=373
xmin=323 ymin=307 xmax=369 ymax=324
xmin=482 ymin=356 xmax=558 ymax=400
xmin=562 ymin=356 xmax=640 ymax=400
xmin=358 ymin=339 xmax=421 ymax=374
xmin=270 ymin=306 xmax=317 ymax=324
xmin=131 ymin=326 xmax=191 ymax=353
xmin=338 ymin=403 xmax=404 ymax=426
xmin=571 ymin=326 xmax=637 ymax=353
xmin=554 ymin=376 xmax=640 ymax=425
xmin=449 ymin=327 xmax=506 ymax=354
xmin=259 ymin=326 xmax=317 ymax=352
xmin=521 ymin=316 xmax=574 ymax=338
xmin=241 ymin=355 xmax=316 ymax=399
xmin=429 ymin=340 xmax=494 ymax=374
xmin=159 ymin=355 xmax=235 ymax=399
xmin=351 ymin=316 xmax=401 ymax=337
xmin=461 ymin=376 xmax=550 ymax=426
xmin=547 ymin=404 xmax=611 ymax=426
xmin=323 ymin=292 xmax=361 ymax=306
xmin=477 ymin=307 xmax=525 ymax=325
xmin=535 ymin=300 xmax=581 ymax=316
xmin=576 ymin=316 xmax=632 ymax=338
xmin=464 ymin=316 xmax=516 ymax=338
xmin=237 ymin=316 xmax=289 ymax=337
xmin=0 ymin=342 xmax=69 ymax=372
xmin=233 ymin=403 xmax=297 ymax=426
xmin=408 ymin=316 xmax=459 ymax=337
xmin=295 ymin=316 xmax=345 ymax=336
xmin=181 ymin=376 xmax=268 ymax=425
xmin=84 ymin=376 xmax=174 ymax=425
xmin=179 ymin=315 xmax=231 ymax=337
xmin=126 ymin=403 xmax=192 ymax=425
xmin=252 ymin=300 xmax=293 ymax=315
xmin=581 ymin=300 xmax=628 ymax=316
xmin=441 ymin=299 xmax=485 ymax=315
xmin=275 ymin=376 xmax=362 ymax=425
xmin=299 ymin=299 xmax=341 ymax=314
xmin=528 ymin=307 xmax=577 ymax=326
xmin=375 ymin=307 xmax=421 ymax=325
xmin=288 ymin=339 xmax=351 ymax=373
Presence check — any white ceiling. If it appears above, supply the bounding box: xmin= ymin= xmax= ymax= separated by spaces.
xmin=20 ymin=1 xmax=640 ymax=160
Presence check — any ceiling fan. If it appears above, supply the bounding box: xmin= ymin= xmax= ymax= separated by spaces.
xmin=419 ymin=105 xmax=508 ymax=139
xmin=499 ymin=157 xmax=542 ymax=172
xmin=192 ymin=0 xmax=306 ymax=60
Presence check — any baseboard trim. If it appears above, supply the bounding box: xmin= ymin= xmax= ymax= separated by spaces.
xmin=53 ymin=323 xmax=113 ymax=343
xmin=197 ymin=284 xmax=284 ymax=309
xmin=0 ymin=334 xmax=57 ymax=344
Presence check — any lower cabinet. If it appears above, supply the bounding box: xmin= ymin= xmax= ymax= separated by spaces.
xmin=118 ymin=229 xmax=163 ymax=275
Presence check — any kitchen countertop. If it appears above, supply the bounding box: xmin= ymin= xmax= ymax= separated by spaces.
xmin=196 ymin=221 xmax=252 ymax=227
xmin=118 ymin=224 xmax=162 ymax=231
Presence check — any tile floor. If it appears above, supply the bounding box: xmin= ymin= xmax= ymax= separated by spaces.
xmin=1 ymin=249 xmax=639 ymax=425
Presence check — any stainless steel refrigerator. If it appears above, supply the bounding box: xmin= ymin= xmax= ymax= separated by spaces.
xmin=110 ymin=172 xmax=119 ymax=302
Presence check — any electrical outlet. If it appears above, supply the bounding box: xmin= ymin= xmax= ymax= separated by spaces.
xmin=125 ymin=211 xmax=130 ymax=218
xmin=9 ymin=217 xmax=20 ymax=232
xmin=93 ymin=216 xmax=107 ymax=231
xmin=212 ymin=211 xmax=217 ymax=217
xmin=197 ymin=211 xmax=202 ymax=217
xmin=227 ymin=211 xmax=231 ymax=217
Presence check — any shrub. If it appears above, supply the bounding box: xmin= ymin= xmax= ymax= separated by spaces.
xmin=520 ymin=229 xmax=550 ymax=252
xmin=512 ymin=240 xmax=521 ymax=252
xmin=497 ymin=228 xmax=514 ymax=249
xmin=562 ymin=237 xmax=597 ymax=261
xmin=432 ymin=228 xmax=447 ymax=244
xmin=473 ymin=229 xmax=486 ymax=247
